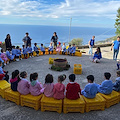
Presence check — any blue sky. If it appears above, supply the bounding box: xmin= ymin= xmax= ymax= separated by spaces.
xmin=0 ymin=0 xmax=120 ymax=28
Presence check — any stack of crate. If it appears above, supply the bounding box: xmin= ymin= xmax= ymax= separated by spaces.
xmin=41 ymin=95 xmax=62 ymax=113
xmin=73 ymin=64 xmax=82 ymax=75
xmin=82 ymin=94 xmax=106 ymax=112
xmin=99 ymin=91 xmax=120 ymax=108
xmin=21 ymin=94 xmax=43 ymax=110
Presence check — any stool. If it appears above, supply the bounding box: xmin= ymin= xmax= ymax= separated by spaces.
xmin=21 ymin=94 xmax=43 ymax=110
xmin=5 ymin=88 xmax=20 ymax=105
xmin=99 ymin=91 xmax=120 ymax=108
xmin=41 ymin=95 xmax=62 ymax=113
xmin=73 ymin=64 xmax=82 ymax=74
xmin=63 ymin=96 xmax=85 ymax=113
xmin=82 ymin=94 xmax=106 ymax=112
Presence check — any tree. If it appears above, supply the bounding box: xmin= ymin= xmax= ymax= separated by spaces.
xmin=115 ymin=8 xmax=120 ymax=35
xmin=69 ymin=38 xmax=83 ymax=46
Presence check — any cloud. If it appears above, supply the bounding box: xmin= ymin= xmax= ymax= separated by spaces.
xmin=0 ymin=0 xmax=120 ymax=20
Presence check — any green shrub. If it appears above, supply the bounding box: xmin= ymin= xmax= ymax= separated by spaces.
xmin=69 ymin=38 xmax=83 ymax=45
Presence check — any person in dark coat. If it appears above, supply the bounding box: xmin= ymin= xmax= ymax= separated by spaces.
xmin=5 ymin=34 xmax=12 ymax=50
xmin=51 ymin=32 xmax=58 ymax=49
xmin=22 ymin=32 xmax=32 ymax=47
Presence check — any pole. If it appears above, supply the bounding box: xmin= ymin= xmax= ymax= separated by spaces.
xmin=68 ymin=18 xmax=72 ymax=43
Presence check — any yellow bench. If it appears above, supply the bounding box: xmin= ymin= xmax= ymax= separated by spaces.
xmin=5 ymin=88 xmax=21 ymax=105
xmin=82 ymin=94 xmax=106 ymax=112
xmin=99 ymin=91 xmax=120 ymax=108
xmin=21 ymin=94 xmax=43 ymax=110
xmin=63 ymin=96 xmax=85 ymax=113
xmin=41 ymin=95 xmax=62 ymax=113
xmin=0 ymin=82 xmax=10 ymax=98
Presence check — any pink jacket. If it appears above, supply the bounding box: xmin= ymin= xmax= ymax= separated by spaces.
xmin=43 ymin=83 xmax=54 ymax=97
xmin=29 ymin=82 xmax=44 ymax=96
xmin=17 ymin=79 xmax=30 ymax=95
xmin=0 ymin=53 xmax=8 ymax=61
xmin=53 ymin=83 xmax=65 ymax=99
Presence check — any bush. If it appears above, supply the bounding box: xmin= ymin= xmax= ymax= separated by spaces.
xmin=69 ymin=38 xmax=83 ymax=46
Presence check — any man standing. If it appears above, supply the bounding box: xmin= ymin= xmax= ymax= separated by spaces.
xmin=22 ymin=32 xmax=32 ymax=47
xmin=88 ymin=36 xmax=95 ymax=55
xmin=51 ymin=32 xmax=58 ymax=49
xmin=111 ymin=36 xmax=120 ymax=60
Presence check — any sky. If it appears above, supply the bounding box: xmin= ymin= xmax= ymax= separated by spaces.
xmin=0 ymin=0 xmax=120 ymax=28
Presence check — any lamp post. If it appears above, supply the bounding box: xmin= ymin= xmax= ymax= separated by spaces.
xmin=68 ymin=18 xmax=72 ymax=43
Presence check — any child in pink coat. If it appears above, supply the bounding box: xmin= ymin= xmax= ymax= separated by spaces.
xmin=17 ymin=71 xmax=30 ymax=95
xmin=29 ymin=72 xmax=44 ymax=96
xmin=43 ymin=74 xmax=54 ymax=97
xmin=0 ymin=49 xmax=8 ymax=65
xmin=53 ymin=74 xmax=66 ymax=99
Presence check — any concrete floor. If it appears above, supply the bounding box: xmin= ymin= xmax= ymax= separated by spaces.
xmin=0 ymin=47 xmax=120 ymax=120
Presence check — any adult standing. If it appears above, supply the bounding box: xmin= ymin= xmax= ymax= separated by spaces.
xmin=51 ymin=32 xmax=58 ymax=48
xmin=22 ymin=32 xmax=32 ymax=47
xmin=5 ymin=34 xmax=12 ymax=50
xmin=88 ymin=36 xmax=95 ymax=55
xmin=111 ymin=36 xmax=120 ymax=60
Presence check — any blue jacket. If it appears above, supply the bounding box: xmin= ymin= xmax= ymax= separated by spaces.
xmin=16 ymin=49 xmax=21 ymax=56
xmin=68 ymin=47 xmax=72 ymax=53
xmin=23 ymin=48 xmax=28 ymax=55
xmin=62 ymin=45 xmax=66 ymax=52
xmin=34 ymin=46 xmax=38 ymax=51
xmin=70 ymin=46 xmax=76 ymax=53
xmin=90 ymin=39 xmax=95 ymax=46
xmin=113 ymin=77 xmax=120 ymax=92
xmin=40 ymin=46 xmax=45 ymax=52
xmin=27 ymin=47 xmax=33 ymax=53
xmin=11 ymin=81 xmax=19 ymax=91
xmin=82 ymin=83 xmax=98 ymax=98
xmin=98 ymin=80 xmax=113 ymax=94
xmin=12 ymin=49 xmax=17 ymax=55
xmin=48 ymin=45 xmax=53 ymax=51
xmin=6 ymin=50 xmax=14 ymax=60
xmin=93 ymin=52 xmax=102 ymax=59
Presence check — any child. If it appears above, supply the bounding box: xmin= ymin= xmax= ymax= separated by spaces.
xmin=67 ymin=45 xmax=72 ymax=55
xmin=62 ymin=43 xmax=66 ymax=55
xmin=66 ymin=74 xmax=81 ymax=100
xmin=56 ymin=42 xmax=62 ymax=53
xmin=117 ymin=60 xmax=120 ymax=70
xmin=6 ymin=48 xmax=15 ymax=61
xmin=97 ymin=72 xmax=113 ymax=95
xmin=113 ymin=71 xmax=120 ymax=92
xmin=10 ymin=70 xmax=20 ymax=91
xmin=27 ymin=44 xmax=33 ymax=57
xmin=81 ymin=75 xmax=98 ymax=98
xmin=16 ymin=46 xmax=21 ymax=61
xmin=70 ymin=44 xmax=76 ymax=55
xmin=40 ymin=44 xmax=45 ymax=55
xmin=22 ymin=45 xmax=28 ymax=59
xmin=17 ymin=71 xmax=30 ymax=95
xmin=53 ymin=74 xmax=66 ymax=99
xmin=43 ymin=74 xmax=54 ymax=97
xmin=0 ymin=61 xmax=9 ymax=82
xmin=92 ymin=47 xmax=102 ymax=63
xmin=0 ymin=49 xmax=8 ymax=65
xmin=29 ymin=72 xmax=44 ymax=96
xmin=34 ymin=43 xmax=39 ymax=56
xmin=12 ymin=46 xmax=16 ymax=58
xmin=48 ymin=42 xmax=53 ymax=54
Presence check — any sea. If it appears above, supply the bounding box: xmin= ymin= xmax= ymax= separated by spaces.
xmin=0 ymin=24 xmax=116 ymax=47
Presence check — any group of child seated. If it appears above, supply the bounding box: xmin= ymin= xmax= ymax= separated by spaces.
xmin=7 ymin=70 xmax=120 ymax=100
xmin=0 ymin=42 xmax=77 ymax=67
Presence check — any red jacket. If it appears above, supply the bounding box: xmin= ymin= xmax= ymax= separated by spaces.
xmin=66 ymin=82 xmax=81 ymax=100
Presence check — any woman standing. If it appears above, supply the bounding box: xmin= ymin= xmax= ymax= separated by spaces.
xmin=51 ymin=32 xmax=58 ymax=49
xmin=5 ymin=34 xmax=12 ymax=50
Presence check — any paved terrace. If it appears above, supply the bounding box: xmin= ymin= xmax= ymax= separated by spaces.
xmin=0 ymin=46 xmax=120 ymax=120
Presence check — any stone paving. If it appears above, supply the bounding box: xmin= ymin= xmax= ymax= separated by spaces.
xmin=0 ymin=47 xmax=120 ymax=120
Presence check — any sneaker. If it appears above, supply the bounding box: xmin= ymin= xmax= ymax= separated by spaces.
xmin=7 ymin=61 xmax=9 ymax=64
xmin=30 ymin=56 xmax=31 ymax=58
xmin=16 ymin=59 xmax=19 ymax=61
xmin=4 ymin=63 xmax=6 ymax=66
xmin=20 ymin=58 xmax=22 ymax=60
